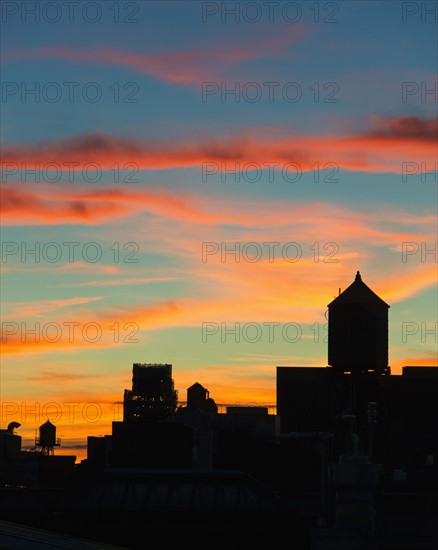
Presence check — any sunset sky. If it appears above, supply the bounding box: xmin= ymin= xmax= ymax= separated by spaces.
xmin=1 ymin=1 xmax=437 ymax=461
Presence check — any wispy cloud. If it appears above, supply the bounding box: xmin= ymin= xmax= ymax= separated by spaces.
xmin=3 ymin=25 xmax=307 ymax=85
xmin=2 ymin=296 xmax=103 ymax=318
xmin=27 ymin=371 xmax=98 ymax=383
xmin=59 ymin=277 xmax=179 ymax=288
xmin=2 ymin=116 xmax=434 ymax=180
xmin=2 ymin=259 xmax=435 ymax=355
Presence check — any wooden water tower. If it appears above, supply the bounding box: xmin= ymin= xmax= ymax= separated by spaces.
xmin=327 ymin=271 xmax=390 ymax=375
xmin=35 ymin=420 xmax=61 ymax=455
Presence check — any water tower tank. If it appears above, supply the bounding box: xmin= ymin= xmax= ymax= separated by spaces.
xmin=187 ymin=382 xmax=209 ymax=409
xmin=327 ymin=272 xmax=389 ymax=374
xmin=39 ymin=419 xmax=57 ymax=448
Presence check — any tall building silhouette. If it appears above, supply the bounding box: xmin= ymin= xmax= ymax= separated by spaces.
xmin=108 ymin=363 xmax=191 ymax=468
xmin=123 ymin=363 xmax=178 ymax=421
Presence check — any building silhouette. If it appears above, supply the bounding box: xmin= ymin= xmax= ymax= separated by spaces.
xmin=106 ymin=363 xmax=190 ymax=468
xmin=0 ymin=423 xmax=22 ymax=468
xmin=276 ymin=272 xmax=438 ymax=548
xmin=0 ymin=420 xmax=75 ymax=488
xmin=277 ymin=272 xmax=438 ymax=470
xmin=186 ymin=382 xmax=218 ymax=413
xmin=123 ymin=363 xmax=178 ymax=421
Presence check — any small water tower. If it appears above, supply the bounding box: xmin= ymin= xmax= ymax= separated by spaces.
xmin=328 ymin=271 xmax=390 ymax=375
xmin=35 ymin=420 xmax=61 ymax=455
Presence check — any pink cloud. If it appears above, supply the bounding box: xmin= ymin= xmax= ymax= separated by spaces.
xmin=3 ymin=24 xmax=307 ymax=85
xmin=2 ymin=116 xmax=435 ymax=177
xmin=0 ymin=186 xmax=218 ymax=225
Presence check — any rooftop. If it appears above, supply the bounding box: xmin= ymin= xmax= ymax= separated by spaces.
xmin=327 ymin=271 xmax=389 ymax=308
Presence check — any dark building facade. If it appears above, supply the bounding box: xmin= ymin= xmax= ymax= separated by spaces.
xmin=111 ymin=420 xmax=193 ymax=468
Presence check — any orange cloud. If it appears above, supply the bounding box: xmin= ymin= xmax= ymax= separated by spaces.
xmin=0 ymin=186 xmax=129 ymax=225
xmin=0 ymin=186 xmax=218 ymax=226
xmin=1 ymin=179 xmax=436 ymax=234
xmin=378 ymin=264 xmax=438 ymax=303
xmin=2 ymin=255 xmax=435 ymax=356
xmin=2 ymin=117 xmax=435 ymax=178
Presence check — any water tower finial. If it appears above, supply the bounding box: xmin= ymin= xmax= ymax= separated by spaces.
xmin=355 ymin=271 xmax=361 ymax=281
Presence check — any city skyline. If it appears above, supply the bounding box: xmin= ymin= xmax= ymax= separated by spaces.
xmin=1 ymin=1 xmax=437 ymax=460
xmin=2 ymin=269 xmax=436 ymax=464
